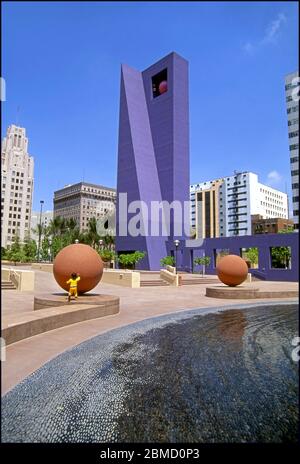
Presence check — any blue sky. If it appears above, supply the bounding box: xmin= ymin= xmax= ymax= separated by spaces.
xmin=2 ymin=1 xmax=298 ymax=212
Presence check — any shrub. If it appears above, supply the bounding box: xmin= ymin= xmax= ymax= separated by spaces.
xmin=160 ymin=256 xmax=175 ymax=267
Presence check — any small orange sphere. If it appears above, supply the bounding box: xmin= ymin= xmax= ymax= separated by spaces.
xmin=53 ymin=244 xmax=103 ymax=294
xmin=217 ymin=254 xmax=248 ymax=287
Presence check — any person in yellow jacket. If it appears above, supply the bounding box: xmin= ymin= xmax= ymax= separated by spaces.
xmin=66 ymin=272 xmax=80 ymax=301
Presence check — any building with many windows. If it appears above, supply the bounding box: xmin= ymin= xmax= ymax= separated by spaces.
xmin=1 ymin=125 xmax=34 ymax=248
xmin=53 ymin=182 xmax=116 ymax=232
xmin=190 ymin=171 xmax=289 ymax=238
xmin=285 ymin=71 xmax=299 ymax=230
xmin=251 ymin=214 xmax=294 ymax=235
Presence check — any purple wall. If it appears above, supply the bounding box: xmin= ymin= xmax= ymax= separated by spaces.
xmin=167 ymin=233 xmax=299 ymax=282
xmin=116 ymin=53 xmax=190 ymax=269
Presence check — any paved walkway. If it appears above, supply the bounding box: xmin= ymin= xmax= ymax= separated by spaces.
xmin=1 ymin=266 xmax=298 ymax=395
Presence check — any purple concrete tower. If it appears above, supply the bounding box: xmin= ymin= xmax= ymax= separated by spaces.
xmin=116 ymin=52 xmax=190 ymax=270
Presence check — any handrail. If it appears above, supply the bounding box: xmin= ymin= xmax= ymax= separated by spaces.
xmin=9 ymin=269 xmax=20 ymax=289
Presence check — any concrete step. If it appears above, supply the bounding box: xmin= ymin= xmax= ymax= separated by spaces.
xmin=2 ymin=295 xmax=120 ymax=346
xmin=140 ymin=280 xmax=170 ymax=287
xmin=1 ymin=280 xmax=17 ymax=290
xmin=140 ymin=278 xmax=217 ymax=287
xmin=181 ymin=279 xmax=218 ymax=285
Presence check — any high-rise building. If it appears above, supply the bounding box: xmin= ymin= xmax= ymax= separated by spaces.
xmin=190 ymin=172 xmax=289 ymax=238
xmin=190 ymin=178 xmax=223 ymax=238
xmin=285 ymin=71 xmax=299 ymax=230
xmin=1 ymin=125 xmax=34 ymax=247
xmin=30 ymin=210 xmax=53 ymax=241
xmin=53 ymin=182 xmax=116 ymax=232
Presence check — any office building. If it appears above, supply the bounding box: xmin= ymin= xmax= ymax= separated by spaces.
xmin=285 ymin=71 xmax=299 ymax=230
xmin=251 ymin=214 xmax=294 ymax=234
xmin=53 ymin=182 xmax=116 ymax=232
xmin=1 ymin=125 xmax=34 ymax=247
xmin=190 ymin=171 xmax=289 ymax=238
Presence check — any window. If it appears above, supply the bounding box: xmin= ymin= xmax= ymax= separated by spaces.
xmin=287 ymin=106 xmax=298 ymax=114
xmin=289 ymin=131 xmax=299 ymax=138
xmin=152 ymin=68 xmax=168 ymax=98
xmin=288 ymin=118 xmax=299 ymax=126
xmin=290 ymin=143 xmax=299 ymax=151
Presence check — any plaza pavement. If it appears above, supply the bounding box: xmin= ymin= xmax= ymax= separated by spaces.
xmin=1 ymin=265 xmax=298 ymax=395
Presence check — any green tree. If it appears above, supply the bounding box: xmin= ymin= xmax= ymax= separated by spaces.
xmin=6 ymin=235 xmax=26 ymax=264
xmin=278 ymin=226 xmax=294 ymax=234
xmin=1 ymin=247 xmax=7 ymax=260
xmin=270 ymin=227 xmax=293 ymax=268
xmin=245 ymin=248 xmax=258 ymax=267
xmin=47 ymin=217 xmax=63 ymax=236
xmin=194 ymin=256 xmax=211 ymax=275
xmin=99 ymin=248 xmax=116 ymax=264
xmin=23 ymin=235 xmax=37 ymax=262
xmin=160 ymin=256 xmax=175 ymax=267
xmin=85 ymin=217 xmax=100 ymax=248
xmin=51 ymin=235 xmax=65 ymax=258
xmin=271 ymin=246 xmax=291 ymax=269
xmin=118 ymin=251 xmax=146 ymax=270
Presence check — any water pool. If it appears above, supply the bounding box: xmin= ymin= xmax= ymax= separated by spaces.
xmin=2 ymin=303 xmax=298 ymax=443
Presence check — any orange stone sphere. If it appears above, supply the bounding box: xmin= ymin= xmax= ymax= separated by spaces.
xmin=217 ymin=254 xmax=248 ymax=287
xmin=53 ymin=244 xmax=103 ymax=294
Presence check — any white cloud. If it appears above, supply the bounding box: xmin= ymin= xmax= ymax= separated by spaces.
xmin=243 ymin=13 xmax=287 ymax=54
xmin=262 ymin=13 xmax=286 ymax=44
xmin=266 ymin=170 xmax=282 ymax=185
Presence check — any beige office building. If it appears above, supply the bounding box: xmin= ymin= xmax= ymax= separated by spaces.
xmin=191 ymin=172 xmax=288 ymax=238
xmin=1 ymin=125 xmax=34 ymax=247
xmin=193 ymin=179 xmax=223 ymax=238
xmin=53 ymin=182 xmax=116 ymax=232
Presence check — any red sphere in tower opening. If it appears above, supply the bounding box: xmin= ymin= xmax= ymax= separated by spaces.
xmin=159 ymin=80 xmax=168 ymax=94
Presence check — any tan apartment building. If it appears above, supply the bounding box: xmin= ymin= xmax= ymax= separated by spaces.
xmin=193 ymin=179 xmax=223 ymax=238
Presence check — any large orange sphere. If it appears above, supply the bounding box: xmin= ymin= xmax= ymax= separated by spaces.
xmin=53 ymin=244 xmax=103 ymax=294
xmin=217 ymin=254 xmax=248 ymax=287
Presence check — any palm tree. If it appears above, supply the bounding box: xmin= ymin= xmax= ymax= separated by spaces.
xmin=67 ymin=217 xmax=77 ymax=231
xmin=86 ymin=217 xmax=100 ymax=248
xmin=48 ymin=216 xmax=63 ymax=236
xmin=103 ymin=234 xmax=115 ymax=251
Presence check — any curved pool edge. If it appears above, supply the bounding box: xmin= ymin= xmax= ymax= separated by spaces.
xmin=2 ymin=298 xmax=298 ymax=397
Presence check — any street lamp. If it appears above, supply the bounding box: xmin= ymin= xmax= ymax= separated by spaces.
xmin=48 ymin=237 xmax=52 ymax=262
xmin=174 ymin=239 xmax=180 ymax=274
xmin=37 ymin=200 xmax=44 ymax=262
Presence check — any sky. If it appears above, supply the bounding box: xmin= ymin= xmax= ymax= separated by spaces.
xmin=2 ymin=1 xmax=299 ymax=212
